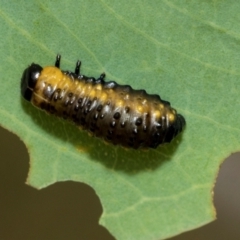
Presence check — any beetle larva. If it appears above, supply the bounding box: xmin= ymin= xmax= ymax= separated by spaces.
xmin=21 ymin=55 xmax=185 ymax=149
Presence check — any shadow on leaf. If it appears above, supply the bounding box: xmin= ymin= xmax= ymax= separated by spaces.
xmin=21 ymin=99 xmax=184 ymax=174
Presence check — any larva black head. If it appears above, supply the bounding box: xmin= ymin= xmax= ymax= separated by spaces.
xmin=21 ymin=63 xmax=43 ymax=101
xmin=164 ymin=114 xmax=186 ymax=143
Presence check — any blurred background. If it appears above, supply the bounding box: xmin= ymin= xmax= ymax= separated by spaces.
xmin=0 ymin=126 xmax=239 ymax=240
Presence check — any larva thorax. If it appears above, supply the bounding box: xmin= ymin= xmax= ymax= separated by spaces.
xmin=21 ymin=55 xmax=185 ymax=149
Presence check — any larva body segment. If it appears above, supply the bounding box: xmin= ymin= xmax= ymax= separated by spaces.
xmin=21 ymin=55 xmax=185 ymax=149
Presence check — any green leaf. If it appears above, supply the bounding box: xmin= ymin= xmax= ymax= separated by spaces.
xmin=0 ymin=1 xmax=239 ymax=239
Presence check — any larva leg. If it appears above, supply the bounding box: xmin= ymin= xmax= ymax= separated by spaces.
xmin=75 ymin=60 xmax=81 ymax=75
xmin=55 ymin=54 xmax=61 ymax=68
xmin=99 ymin=73 xmax=106 ymax=80
xmin=95 ymin=73 xmax=105 ymax=83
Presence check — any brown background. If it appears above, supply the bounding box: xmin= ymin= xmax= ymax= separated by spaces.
xmin=0 ymin=126 xmax=239 ymax=240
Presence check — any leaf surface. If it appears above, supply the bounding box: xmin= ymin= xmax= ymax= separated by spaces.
xmin=0 ymin=1 xmax=239 ymax=239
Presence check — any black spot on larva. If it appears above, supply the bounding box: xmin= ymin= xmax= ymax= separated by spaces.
xmin=57 ymin=90 xmax=63 ymax=100
xmin=132 ymin=128 xmax=138 ymax=134
xmin=156 ymin=122 xmax=162 ymax=129
xmin=107 ymin=130 xmax=113 ymax=140
xmin=125 ymin=106 xmax=130 ymax=113
xmin=64 ymin=97 xmax=70 ymax=106
xmin=43 ymin=84 xmax=54 ymax=99
xmin=121 ymin=122 xmax=126 ymax=128
xmin=113 ymin=112 xmax=121 ymax=119
xmin=90 ymin=122 xmax=97 ymax=132
xmin=94 ymin=113 xmax=98 ymax=120
xmin=110 ymin=121 xmax=116 ymax=128
xmin=53 ymin=88 xmax=61 ymax=101
xmin=84 ymin=108 xmax=88 ymax=114
xmin=48 ymin=105 xmax=56 ymax=114
xmin=87 ymin=101 xmax=91 ymax=107
xmin=74 ymin=104 xmax=79 ymax=111
xmin=21 ymin=55 xmax=186 ymax=149
xmin=70 ymin=97 xmax=75 ymax=105
xmin=128 ymin=137 xmax=136 ymax=145
xmin=97 ymin=105 xmax=103 ymax=111
xmin=135 ymin=117 xmax=142 ymax=126
xmin=153 ymin=132 xmax=160 ymax=140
